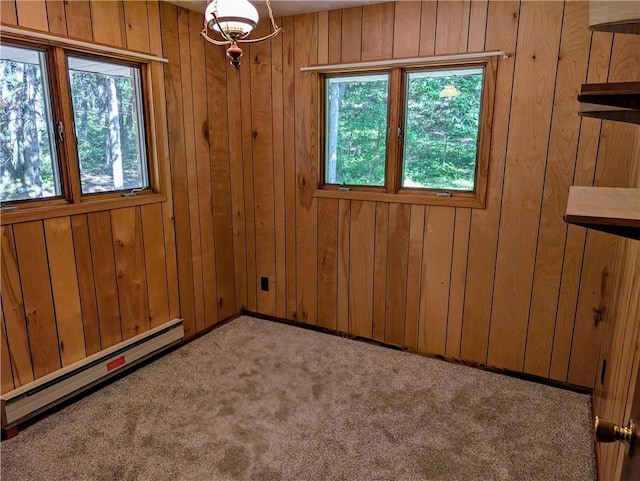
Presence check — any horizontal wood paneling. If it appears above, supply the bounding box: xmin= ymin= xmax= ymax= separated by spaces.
xmin=234 ymin=0 xmax=637 ymax=388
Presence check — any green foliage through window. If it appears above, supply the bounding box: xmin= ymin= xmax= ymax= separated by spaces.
xmin=0 ymin=45 xmax=60 ymax=202
xmin=325 ymin=74 xmax=388 ymax=187
xmin=403 ymin=68 xmax=483 ymax=191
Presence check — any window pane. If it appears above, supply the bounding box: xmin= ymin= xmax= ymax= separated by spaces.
xmin=0 ymin=45 xmax=61 ymax=202
xmin=325 ymin=74 xmax=388 ymax=187
xmin=403 ymin=67 xmax=484 ymax=191
xmin=68 ymin=56 xmax=148 ymax=194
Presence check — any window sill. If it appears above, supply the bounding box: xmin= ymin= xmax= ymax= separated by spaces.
xmin=313 ymin=189 xmax=486 ymax=208
xmin=0 ymin=192 xmax=166 ymax=225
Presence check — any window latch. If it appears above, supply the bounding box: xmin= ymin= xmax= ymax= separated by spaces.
xmin=0 ymin=203 xmax=17 ymax=212
xmin=57 ymin=121 xmax=64 ymax=142
xmin=436 ymin=191 xmax=453 ymax=198
xmin=122 ymin=188 xmax=147 ymax=198
xmin=338 ymin=182 xmax=351 ymax=192
xmin=397 ymin=125 xmax=403 ymax=138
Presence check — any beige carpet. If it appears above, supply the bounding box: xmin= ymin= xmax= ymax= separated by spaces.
xmin=1 ymin=316 xmax=595 ymax=480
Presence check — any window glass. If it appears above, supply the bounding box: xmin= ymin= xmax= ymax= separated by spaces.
xmin=0 ymin=45 xmax=61 ymax=202
xmin=325 ymin=73 xmax=389 ymax=187
xmin=403 ymin=67 xmax=484 ymax=191
xmin=68 ymin=56 xmax=148 ymax=194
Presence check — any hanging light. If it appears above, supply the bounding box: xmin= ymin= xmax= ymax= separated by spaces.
xmin=202 ymin=0 xmax=282 ymax=68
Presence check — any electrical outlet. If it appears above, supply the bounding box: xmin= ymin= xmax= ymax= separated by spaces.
xmin=260 ymin=277 xmax=269 ymax=292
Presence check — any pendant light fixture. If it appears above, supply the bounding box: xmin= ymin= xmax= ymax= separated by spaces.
xmin=201 ymin=0 xmax=282 ymax=68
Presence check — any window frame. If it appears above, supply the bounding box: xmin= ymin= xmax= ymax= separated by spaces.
xmin=317 ymin=56 xmax=498 ymax=208
xmin=0 ymin=32 xmax=165 ymax=224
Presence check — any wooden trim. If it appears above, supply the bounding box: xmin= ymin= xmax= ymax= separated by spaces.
xmin=313 ymin=188 xmax=484 ymax=208
xmin=0 ymin=25 xmax=168 ymax=64
xmin=0 ymin=194 xmax=167 ymax=225
xmin=301 ymin=50 xmax=508 ymax=72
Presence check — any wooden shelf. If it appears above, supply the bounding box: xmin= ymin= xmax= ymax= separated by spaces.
xmin=578 ymin=82 xmax=640 ymax=125
xmin=589 ymin=1 xmax=640 ymax=34
xmin=565 ymin=187 xmax=640 ymax=240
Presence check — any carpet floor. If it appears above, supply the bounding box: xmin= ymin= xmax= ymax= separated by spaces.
xmin=1 ymin=316 xmax=596 ymax=481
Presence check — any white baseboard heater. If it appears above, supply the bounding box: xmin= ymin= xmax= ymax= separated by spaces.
xmin=1 ymin=318 xmax=184 ymax=431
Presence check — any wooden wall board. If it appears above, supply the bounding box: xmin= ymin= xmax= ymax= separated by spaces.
xmin=524 ymin=0 xmax=592 ymax=378
xmin=294 ymin=12 xmax=318 ymax=325
xmin=123 ymin=0 xmax=150 ymax=53
xmin=372 ymin=202 xmax=389 ymax=341
xmin=337 ymin=199 xmax=351 ymax=333
xmin=349 ymin=201 xmax=375 ymax=338
xmin=0 ymin=226 xmax=34 ymax=387
xmin=405 ymin=205 xmax=426 ymax=350
xmin=87 ymin=212 xmax=122 ymax=349
xmin=44 ymin=217 xmax=86 ymax=366
xmin=1 ymin=0 xmax=18 ymax=25
xmin=140 ymin=204 xmax=170 ymax=329
xmin=1 ymin=308 xmax=15 ymax=394
xmin=46 ymin=0 xmax=67 ymax=36
xmin=317 ymin=199 xmax=339 ymax=330
xmin=13 ymin=221 xmax=60 ymax=378
xmin=488 ymin=1 xmax=564 ymax=372
xmin=16 ymin=0 xmax=48 ymax=31
xmin=460 ymin=0 xmax=519 ymax=365
xmin=385 ymin=203 xmax=411 ymax=346
xmin=64 ymin=0 xmax=93 ymax=41
xmin=90 ymin=0 xmax=126 ymax=47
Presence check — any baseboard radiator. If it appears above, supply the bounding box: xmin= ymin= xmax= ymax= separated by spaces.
xmin=1 ymin=318 xmax=184 ymax=430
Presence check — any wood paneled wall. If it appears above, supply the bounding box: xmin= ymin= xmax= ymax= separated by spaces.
xmin=0 ymin=0 xmax=237 ymax=394
xmin=231 ymin=0 xmax=639 ymax=388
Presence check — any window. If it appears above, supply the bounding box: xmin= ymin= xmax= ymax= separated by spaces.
xmin=0 ymin=35 xmax=160 ymax=220
xmin=0 ymin=45 xmax=61 ymax=201
xmin=320 ymin=57 xmax=497 ymax=207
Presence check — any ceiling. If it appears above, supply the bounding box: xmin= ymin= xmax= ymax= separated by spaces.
xmin=167 ymin=0 xmax=388 ymax=17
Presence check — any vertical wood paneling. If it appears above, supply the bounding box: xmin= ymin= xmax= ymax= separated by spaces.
xmin=123 ymin=0 xmax=150 ymax=53
xmin=90 ymin=0 xmax=126 ymax=47
xmin=405 ymin=205 xmax=426 ymax=350
xmin=419 ymin=1 xmax=437 ymax=56
xmin=283 ymin=15 xmax=297 ymax=319
xmin=372 ymin=202 xmax=389 ymax=341
xmin=111 ymin=208 xmax=150 ymax=340
xmin=549 ymin=30 xmax=614 ymax=382
xmin=1 ymin=309 xmax=14 ymax=394
xmin=64 ymin=0 xmax=93 ymax=41
xmin=317 ymin=199 xmax=338 ymax=330
xmin=337 ymin=199 xmax=351 ymax=333
xmin=1 ymin=226 xmax=34 ymax=387
xmin=88 ymin=211 xmax=122 ymax=349
xmin=361 ymin=3 xmax=394 ymax=61
xmin=44 ymin=217 xmax=86 ymax=366
xmin=488 ymin=1 xmax=564 ymax=371
xmin=341 ymin=6 xmax=362 ymax=63
xmin=447 ymin=209 xmax=471 ymax=358
xmin=460 ymin=1 xmax=519 ymax=364
xmin=46 ymin=0 xmax=67 ymax=36
xmin=13 ymin=222 xmax=60 ymax=378
xmin=419 ymin=207 xmax=455 ymax=355
xmin=435 ymin=1 xmax=471 ymax=54
xmin=294 ymin=13 xmax=318 ymax=324
xmin=393 ymin=1 xmax=421 ymax=59
xmin=161 ymin=1 xmax=196 ymax=338
xmin=16 ymin=0 xmax=48 ymax=31
xmin=70 ymin=215 xmax=101 ymax=356
xmin=349 ymin=201 xmax=375 ymax=337
xmin=524 ymin=1 xmax=591 ymax=377
xmin=178 ymin=8 xmax=205 ymax=333
xmin=385 ymin=203 xmax=411 ymax=346
xmin=0 ymin=0 xmax=18 ymax=25
xmin=141 ymin=204 xmax=170 ymax=329
xmin=271 ymin=20 xmax=287 ymax=319
xmin=328 ymin=10 xmax=342 ymax=64
xmin=251 ymin=24 xmax=277 ymax=316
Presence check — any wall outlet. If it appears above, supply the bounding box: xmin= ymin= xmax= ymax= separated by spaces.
xmin=260 ymin=277 xmax=269 ymax=292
